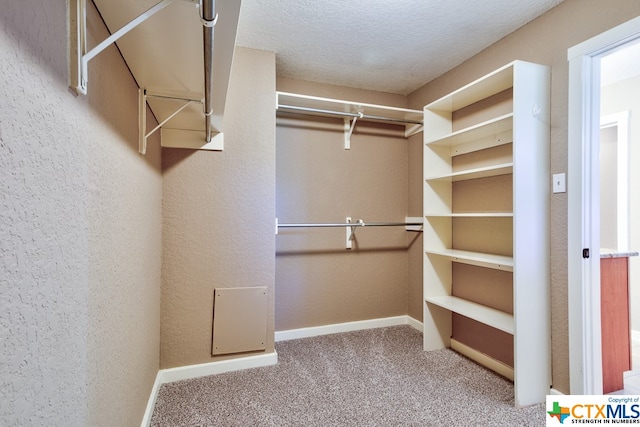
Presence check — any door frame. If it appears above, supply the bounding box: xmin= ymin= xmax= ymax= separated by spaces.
xmin=568 ymin=16 xmax=640 ymax=395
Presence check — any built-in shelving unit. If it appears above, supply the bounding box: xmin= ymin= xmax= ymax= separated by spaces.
xmin=422 ymin=60 xmax=550 ymax=407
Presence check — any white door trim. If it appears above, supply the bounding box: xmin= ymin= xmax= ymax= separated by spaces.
xmin=567 ymin=16 xmax=640 ymax=395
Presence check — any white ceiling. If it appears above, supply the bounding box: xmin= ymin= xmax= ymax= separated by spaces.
xmin=236 ymin=0 xmax=566 ymax=95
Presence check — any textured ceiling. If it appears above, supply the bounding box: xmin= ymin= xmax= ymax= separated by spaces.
xmin=236 ymin=0 xmax=565 ymax=94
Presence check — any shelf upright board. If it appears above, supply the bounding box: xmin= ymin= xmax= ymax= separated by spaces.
xmin=511 ymin=61 xmax=551 ymax=407
xmin=422 ymin=60 xmax=550 ymax=407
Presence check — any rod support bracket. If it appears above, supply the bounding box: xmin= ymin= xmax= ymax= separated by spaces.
xmin=200 ymin=11 xmax=218 ymax=27
xmin=344 ymin=112 xmax=363 ymax=150
xmin=345 ymin=217 xmax=364 ymax=250
xmin=69 ymin=0 xmax=177 ymax=96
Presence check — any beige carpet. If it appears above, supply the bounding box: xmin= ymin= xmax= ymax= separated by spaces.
xmin=151 ymin=325 xmax=544 ymax=426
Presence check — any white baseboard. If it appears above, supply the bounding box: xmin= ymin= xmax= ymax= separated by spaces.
xmin=159 ymin=352 xmax=278 ymax=383
xmin=275 ymin=315 xmax=423 ymax=342
xmin=141 ymin=352 xmax=277 ymax=426
xmin=549 ymin=388 xmax=565 ymax=395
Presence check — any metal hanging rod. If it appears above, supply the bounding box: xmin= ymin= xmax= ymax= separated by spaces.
xmin=277 ymin=221 xmax=423 ymax=228
xmin=276 ymin=217 xmax=423 ymax=249
xmin=277 ymin=104 xmax=424 ymax=126
xmin=201 ymin=0 xmax=217 ymax=143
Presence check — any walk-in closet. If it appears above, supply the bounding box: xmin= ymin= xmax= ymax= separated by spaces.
xmin=274 ymin=87 xmax=424 ymax=331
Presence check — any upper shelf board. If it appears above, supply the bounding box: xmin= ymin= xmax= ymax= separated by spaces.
xmin=425 ymin=61 xmax=521 ymax=113
xmin=88 ymin=0 xmax=240 ymax=136
xmin=277 ymin=92 xmax=424 ymax=126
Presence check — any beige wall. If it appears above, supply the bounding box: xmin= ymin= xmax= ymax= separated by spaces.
xmin=408 ymin=0 xmax=640 ymax=393
xmin=601 ymin=75 xmax=640 ymax=332
xmin=161 ymin=47 xmax=276 ymax=368
xmin=275 ymin=80 xmax=419 ymax=330
xmin=85 ymin=3 xmax=163 ymax=426
xmin=1 ymin=1 xmax=161 ymax=426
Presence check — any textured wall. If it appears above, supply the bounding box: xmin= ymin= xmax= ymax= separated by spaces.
xmin=407 ymin=0 xmax=640 ymax=393
xmin=0 ymin=2 xmax=89 ymax=425
xmin=0 ymin=1 xmax=161 ymax=425
xmin=274 ymin=80 xmax=416 ymax=330
xmin=161 ymin=47 xmax=276 ymax=369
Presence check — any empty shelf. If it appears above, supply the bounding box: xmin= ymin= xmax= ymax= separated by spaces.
xmin=425 ymin=212 xmax=513 ymax=218
xmin=425 ymin=113 xmax=513 ymax=148
xmin=425 ymin=162 xmax=513 ymax=182
xmin=425 ymin=248 xmax=513 ymax=271
xmin=425 ymin=295 xmax=514 ymax=334
xmin=277 ymin=92 xmax=423 ymax=126
xmin=425 ymin=62 xmax=515 ymax=112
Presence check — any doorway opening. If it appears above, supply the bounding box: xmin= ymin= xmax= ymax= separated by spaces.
xmin=568 ymin=16 xmax=640 ymax=395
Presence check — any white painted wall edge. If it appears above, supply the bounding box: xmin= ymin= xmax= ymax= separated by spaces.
xmin=141 ymin=315 xmax=423 ymax=426
xmin=275 ymin=315 xmax=423 ymax=342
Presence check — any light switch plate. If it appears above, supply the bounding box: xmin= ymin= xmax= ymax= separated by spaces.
xmin=553 ymin=173 xmax=566 ymax=193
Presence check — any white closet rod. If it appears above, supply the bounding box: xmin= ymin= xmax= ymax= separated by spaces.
xmin=277 ymin=104 xmax=423 ymax=126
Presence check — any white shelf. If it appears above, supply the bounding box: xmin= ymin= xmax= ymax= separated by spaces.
xmin=277 ymin=91 xmax=423 ymax=131
xmin=425 ymin=62 xmax=515 ymax=112
xmin=424 ymin=248 xmax=513 ymax=271
xmin=425 ymin=162 xmax=513 ymax=182
xmin=425 ymin=296 xmax=514 ymax=334
xmin=425 ymin=113 xmax=513 ymax=149
xmin=425 ymin=212 xmax=513 ymax=218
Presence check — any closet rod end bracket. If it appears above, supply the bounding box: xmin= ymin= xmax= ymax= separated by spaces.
xmin=345 ymin=217 xmax=364 ymax=249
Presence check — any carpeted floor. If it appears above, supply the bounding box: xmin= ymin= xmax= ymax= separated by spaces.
xmin=150 ymin=325 xmax=545 ymax=426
